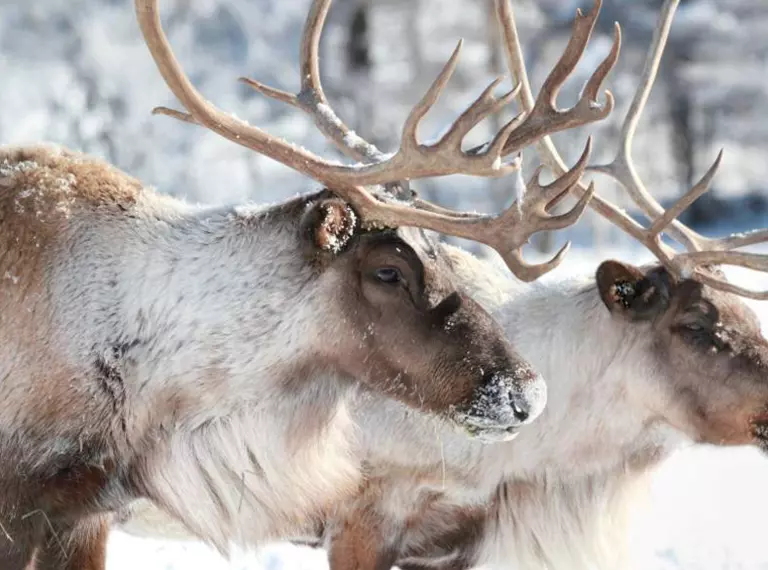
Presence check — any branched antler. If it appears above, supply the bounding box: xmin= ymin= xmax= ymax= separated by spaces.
xmin=494 ymin=0 xmax=768 ymax=299
xmin=136 ymin=0 xmax=522 ymax=188
xmin=135 ymin=0 xmax=614 ymax=280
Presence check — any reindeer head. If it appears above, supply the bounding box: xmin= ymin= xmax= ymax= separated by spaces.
xmin=301 ymin=194 xmax=546 ymax=440
xmin=597 ymin=260 xmax=768 ymax=451
xmin=468 ymin=0 xmax=768 ymax=455
xmin=135 ymin=0 xmax=616 ymax=438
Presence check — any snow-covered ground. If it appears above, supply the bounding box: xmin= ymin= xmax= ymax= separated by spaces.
xmin=105 ymin=243 xmax=768 ymax=570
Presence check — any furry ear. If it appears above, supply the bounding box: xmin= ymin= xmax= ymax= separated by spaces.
xmin=301 ymin=197 xmax=358 ymax=255
xmin=596 ymin=260 xmax=670 ymax=321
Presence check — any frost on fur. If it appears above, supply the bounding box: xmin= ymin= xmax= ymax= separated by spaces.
xmin=314 ymin=201 xmax=357 ymax=254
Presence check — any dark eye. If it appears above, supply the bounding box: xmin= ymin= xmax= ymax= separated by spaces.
xmin=374 ymin=267 xmax=402 ymax=284
xmin=684 ymin=322 xmax=704 ymax=332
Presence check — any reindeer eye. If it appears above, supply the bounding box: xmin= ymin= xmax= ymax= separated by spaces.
xmin=374 ymin=267 xmax=402 ymax=284
xmin=685 ymin=322 xmax=704 ymax=332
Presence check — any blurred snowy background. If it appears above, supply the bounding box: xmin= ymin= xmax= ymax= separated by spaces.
xmin=2 ymin=0 xmax=768 ymax=567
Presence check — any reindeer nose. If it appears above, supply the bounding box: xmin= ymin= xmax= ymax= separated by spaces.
xmin=501 ymin=381 xmax=544 ymax=426
xmin=509 ymin=368 xmax=547 ymax=425
xmin=456 ymin=370 xmax=547 ymax=433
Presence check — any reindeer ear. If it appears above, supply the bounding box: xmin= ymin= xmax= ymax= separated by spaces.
xmin=596 ymin=260 xmax=670 ymax=321
xmin=301 ymin=197 xmax=358 ymax=255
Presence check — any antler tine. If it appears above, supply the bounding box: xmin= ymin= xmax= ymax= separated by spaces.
xmin=491 ymin=0 xmax=702 ymax=274
xmin=240 ymin=0 xmax=386 ymax=164
xmin=652 ymin=150 xmax=768 ymax=298
xmin=496 ymin=0 xmax=620 ymax=155
xmin=495 ymin=0 xmax=768 ymax=300
xmin=436 ymin=78 xmax=521 ymax=153
xmin=693 ymin=272 xmax=768 ymax=302
xmin=347 ymin=141 xmax=595 ymax=281
xmin=465 ymin=0 xmax=618 ymax=160
xmin=499 ymin=145 xmax=597 ymax=281
xmin=399 ymin=40 xmax=462 ymax=153
xmin=137 ymin=0 xmax=536 ymax=187
xmin=136 ymin=0 xmax=384 ymax=188
xmin=490 ymin=0 xmax=650 ymax=245
xmin=709 ymin=229 xmax=768 ymax=252
xmin=585 ymin=0 xmax=707 ymax=251
xmin=646 ymin=151 xmax=723 ymax=238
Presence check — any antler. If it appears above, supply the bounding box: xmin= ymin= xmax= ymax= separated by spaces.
xmin=500 ymin=0 xmax=619 ymax=156
xmin=465 ymin=0 xmax=619 ymax=158
xmin=135 ymin=0 xmax=525 ymax=187
xmin=494 ymin=0 xmax=768 ymax=300
xmin=134 ymin=0 xmax=612 ymax=280
xmin=241 ymin=0 xmax=385 ymax=165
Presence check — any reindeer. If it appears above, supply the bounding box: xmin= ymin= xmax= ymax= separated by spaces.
xmin=241 ymin=1 xmax=768 ymax=569
xmin=0 ymin=0 xmax=623 ymax=567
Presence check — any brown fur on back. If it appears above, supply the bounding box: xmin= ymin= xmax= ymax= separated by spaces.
xmin=0 ymin=144 xmax=141 ymax=267
xmin=0 ymin=144 xmax=143 ymax=337
xmin=0 ymin=145 xmax=146 ymax=434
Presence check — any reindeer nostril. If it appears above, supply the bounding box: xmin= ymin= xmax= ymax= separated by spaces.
xmin=511 ymin=400 xmax=530 ymax=423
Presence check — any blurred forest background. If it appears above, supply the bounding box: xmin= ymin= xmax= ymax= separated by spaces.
xmin=0 ymin=0 xmax=766 ymax=256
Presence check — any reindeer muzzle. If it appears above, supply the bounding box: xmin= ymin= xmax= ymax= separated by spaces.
xmin=450 ymin=367 xmax=547 ymax=443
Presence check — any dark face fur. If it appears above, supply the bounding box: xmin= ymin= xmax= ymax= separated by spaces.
xmin=597 ymin=260 xmax=768 ymax=450
xmin=302 ymin=196 xmax=547 ymax=441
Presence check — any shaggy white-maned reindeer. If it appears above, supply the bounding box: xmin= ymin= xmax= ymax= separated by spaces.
xmin=114 ymin=0 xmax=621 ymax=557
xmin=0 ymin=0 xmax=623 ymax=566
xmin=268 ymin=1 xmax=768 ymax=569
